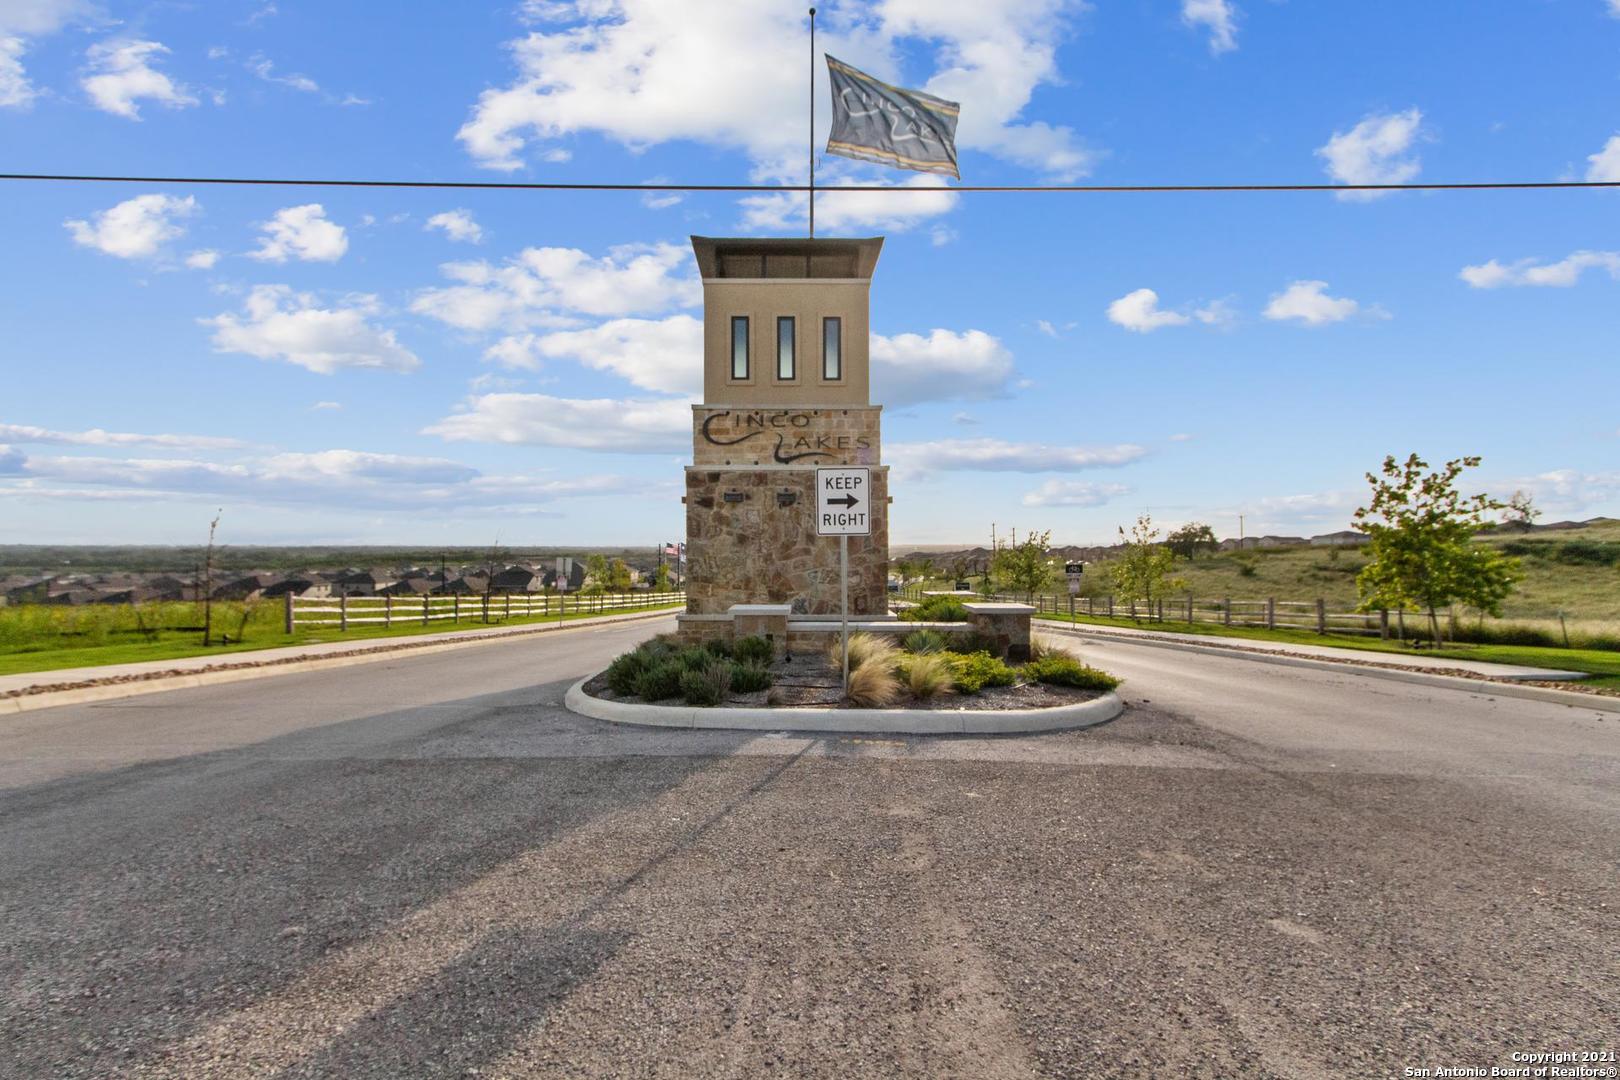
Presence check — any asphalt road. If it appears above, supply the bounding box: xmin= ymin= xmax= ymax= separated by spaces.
xmin=2 ymin=617 xmax=1616 ymax=1079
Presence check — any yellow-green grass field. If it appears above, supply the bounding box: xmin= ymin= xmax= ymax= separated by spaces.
xmin=0 ymin=597 xmax=685 ymax=677
xmin=1032 ymin=611 xmax=1620 ymax=691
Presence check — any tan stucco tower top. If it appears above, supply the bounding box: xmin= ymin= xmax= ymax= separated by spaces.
xmin=692 ymin=236 xmax=883 ymax=408
xmin=680 ymin=235 xmax=891 ymax=621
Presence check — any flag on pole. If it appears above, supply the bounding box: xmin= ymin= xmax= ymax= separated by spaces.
xmin=824 ymin=55 xmax=960 ymax=178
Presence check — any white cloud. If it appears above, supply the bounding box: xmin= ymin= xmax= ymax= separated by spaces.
xmin=205 ymin=285 xmax=420 ymax=374
xmin=886 ymin=438 xmax=1147 ymax=479
xmin=1610 ymin=0 xmax=1620 ymax=18
xmin=1022 ymin=479 xmax=1131 ymax=507
xmin=411 ymin=242 xmax=698 ymax=331
xmin=1168 ymin=432 xmax=1194 ymax=442
xmin=1243 ymin=490 xmax=1358 ymax=531
xmin=1 ymin=36 xmax=36 ymax=108
xmin=870 ymin=329 xmax=1015 ymax=407
xmin=1316 ymin=108 xmax=1424 ymax=201
xmin=489 ymin=315 xmax=703 ymax=396
xmin=0 ymin=1 xmax=99 ymax=36
xmin=309 ymin=400 xmax=341 ymax=411
xmin=1262 ymin=280 xmax=1363 ymax=325
xmin=65 ymin=193 xmax=197 ymax=259
xmin=0 ymin=422 xmax=242 ymax=449
xmin=1588 ymin=135 xmax=1620 ymax=182
xmin=1106 ymin=288 xmax=1190 ymax=332
xmin=1 ymin=447 xmax=628 ymax=512
xmin=1181 ymin=0 xmax=1238 ymax=54
xmin=82 ymin=39 xmax=197 ymax=119
xmin=249 ymin=204 xmax=348 ymax=262
xmin=185 ymin=248 xmax=220 ymax=269
xmin=425 ymin=209 xmax=485 ymax=244
xmin=248 ymin=54 xmax=317 ymax=93
xmin=1459 ymin=250 xmax=1620 ymax=289
xmin=1035 ymin=319 xmax=1057 ymax=337
xmin=456 ymin=0 xmax=1096 ymax=181
xmin=739 ymin=176 xmax=960 ymax=234
xmin=1507 ymin=469 xmax=1620 ymax=515
xmin=424 ymin=392 xmax=691 ymax=454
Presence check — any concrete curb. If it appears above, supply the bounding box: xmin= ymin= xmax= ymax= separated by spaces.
xmin=564 ymin=677 xmax=1125 ymax=735
xmin=1044 ymin=625 xmax=1620 ymax=714
xmin=1 ymin=607 xmax=682 ymax=716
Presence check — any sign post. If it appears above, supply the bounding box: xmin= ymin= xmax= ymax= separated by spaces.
xmin=816 ymin=466 xmax=871 ymax=694
xmin=1065 ymin=562 xmax=1084 ymax=622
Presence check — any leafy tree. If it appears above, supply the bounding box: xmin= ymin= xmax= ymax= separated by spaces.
xmin=1502 ymin=490 xmax=1541 ymax=533
xmin=991 ymin=529 xmax=1056 ymax=601
xmin=1165 ymin=522 xmax=1218 ymax=561
xmin=608 ymin=557 xmax=633 ymax=592
xmin=583 ymin=552 xmax=609 ymax=594
xmin=653 ymin=562 xmax=672 ymax=591
xmin=1353 ymin=454 xmax=1521 ymax=644
xmin=1108 ymin=515 xmax=1184 ymax=614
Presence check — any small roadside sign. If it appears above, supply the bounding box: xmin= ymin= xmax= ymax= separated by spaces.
xmin=1064 ymin=562 xmax=1085 ymax=576
xmin=816 ymin=467 xmax=871 ymax=536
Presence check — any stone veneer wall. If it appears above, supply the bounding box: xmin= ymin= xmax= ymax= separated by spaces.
xmin=684 ymin=467 xmax=889 ymax=615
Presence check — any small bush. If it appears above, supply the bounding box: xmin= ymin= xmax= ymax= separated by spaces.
xmin=945 ymin=630 xmax=1002 ymax=657
xmin=900 ymin=652 xmax=953 ymax=699
xmin=899 ymin=595 xmax=971 ymax=622
xmin=675 ymin=647 xmax=713 ymax=672
xmin=950 ymin=651 xmax=1018 ymax=694
xmin=605 ymin=650 xmax=649 ymax=695
xmin=632 ymin=661 xmax=683 ymax=701
xmin=903 ymin=628 xmax=947 ymax=654
xmin=702 ymin=637 xmax=734 ymax=659
xmin=732 ymin=635 xmax=773 ymax=665
xmin=680 ymin=661 xmax=732 ymax=706
xmin=729 ymin=661 xmax=773 ymax=693
xmin=1023 ymin=655 xmax=1120 ymax=691
xmin=1233 ymin=554 xmax=1259 ymax=578
xmin=847 ymin=662 xmax=901 ymax=707
xmin=827 ymin=631 xmax=899 ymax=673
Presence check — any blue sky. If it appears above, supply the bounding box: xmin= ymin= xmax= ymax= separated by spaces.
xmin=2 ymin=0 xmax=1618 ymax=547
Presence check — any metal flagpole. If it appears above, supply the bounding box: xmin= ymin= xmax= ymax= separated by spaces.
xmin=808 ymin=6 xmax=816 ymax=239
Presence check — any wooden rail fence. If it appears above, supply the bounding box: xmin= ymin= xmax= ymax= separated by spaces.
xmin=286 ymin=591 xmax=685 ymax=633
xmin=947 ymin=590 xmax=1398 ymax=638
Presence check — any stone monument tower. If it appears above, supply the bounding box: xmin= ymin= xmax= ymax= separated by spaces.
xmin=678 ymin=236 xmax=890 ymax=641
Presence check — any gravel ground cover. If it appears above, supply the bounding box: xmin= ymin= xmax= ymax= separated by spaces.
xmin=2 ymin=683 xmax=1614 ymax=1079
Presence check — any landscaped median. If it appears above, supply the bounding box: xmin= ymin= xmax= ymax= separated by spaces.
xmin=566 ymin=630 xmax=1125 ymax=735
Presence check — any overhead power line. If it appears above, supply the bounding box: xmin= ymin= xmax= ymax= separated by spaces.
xmin=1 ymin=172 xmax=1617 ymax=194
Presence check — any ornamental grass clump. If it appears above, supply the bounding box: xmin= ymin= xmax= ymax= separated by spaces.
xmin=899 ymin=652 xmax=953 ymax=699
xmin=680 ymin=660 xmax=732 ymax=707
xmin=1022 ymin=655 xmax=1121 ymax=691
xmin=1027 ymin=635 xmax=1080 ymax=663
xmin=950 ymin=651 xmax=1018 ymax=694
xmin=827 ymin=630 xmax=899 ymax=673
xmin=847 ymin=661 xmax=901 ymax=707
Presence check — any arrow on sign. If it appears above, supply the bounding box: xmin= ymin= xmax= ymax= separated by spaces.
xmin=827 ymin=494 xmax=860 ymax=509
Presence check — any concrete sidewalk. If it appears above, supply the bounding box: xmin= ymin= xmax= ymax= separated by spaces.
xmin=1039 ymin=618 xmax=1589 ymax=681
xmin=0 ymin=605 xmax=681 ymax=701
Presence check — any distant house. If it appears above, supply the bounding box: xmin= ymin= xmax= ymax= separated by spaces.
xmin=334 ymin=568 xmax=398 ymax=596
xmin=1309 ymin=531 xmax=1363 ymax=547
xmin=379 ymin=577 xmax=435 ymax=597
xmin=490 ymin=565 xmax=544 ymax=593
xmin=544 ymin=558 xmax=586 ymax=592
xmin=443 ymin=574 xmax=490 ymax=595
xmin=212 ymin=574 xmax=276 ymax=601
xmin=261 ymin=576 xmax=332 ymax=599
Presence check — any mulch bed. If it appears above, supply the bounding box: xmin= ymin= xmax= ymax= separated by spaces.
xmin=582 ymin=651 xmax=1108 ymax=711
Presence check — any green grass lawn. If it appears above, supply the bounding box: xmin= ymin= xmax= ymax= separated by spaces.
xmin=1035 ymin=612 xmax=1620 ymax=690
xmin=0 ymin=601 xmax=685 ymax=678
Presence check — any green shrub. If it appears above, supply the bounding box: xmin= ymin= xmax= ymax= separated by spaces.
xmin=950 ymin=651 xmax=1018 ymax=694
xmin=632 ymin=660 xmax=683 ymax=701
xmin=1022 ymin=655 xmax=1120 ymax=691
xmin=728 ymin=660 xmax=773 ymax=693
xmin=702 ymin=637 xmax=734 ymax=659
xmin=675 ymin=647 xmax=713 ymax=672
xmin=604 ymin=650 xmax=649 ymax=695
xmin=680 ymin=661 xmax=732 ymax=706
xmin=731 ymin=635 xmax=773 ymax=665
xmin=903 ymin=628 xmax=946 ymax=654
xmin=899 ymin=595 xmax=971 ymax=622
xmin=945 ymin=630 xmax=1002 ymax=657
